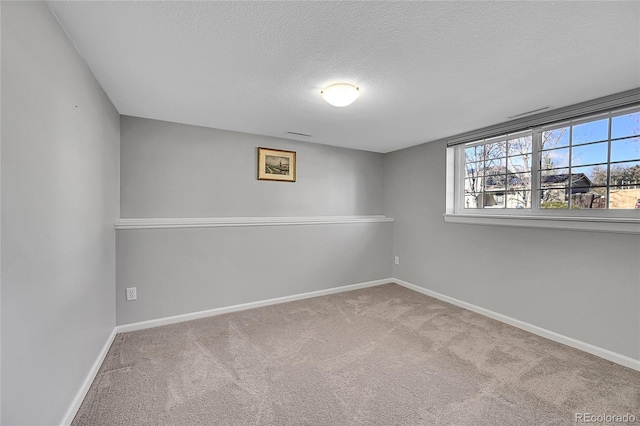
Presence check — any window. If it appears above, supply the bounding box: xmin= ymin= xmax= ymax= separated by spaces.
xmin=446 ymin=100 xmax=640 ymax=233
xmin=539 ymin=110 xmax=640 ymax=210
xmin=463 ymin=133 xmax=533 ymax=210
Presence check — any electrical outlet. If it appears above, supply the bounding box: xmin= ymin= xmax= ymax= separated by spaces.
xmin=394 ymin=256 xmax=400 ymax=265
xmin=126 ymin=287 xmax=137 ymax=301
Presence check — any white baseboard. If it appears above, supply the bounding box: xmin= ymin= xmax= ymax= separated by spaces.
xmin=392 ymin=278 xmax=640 ymax=372
xmin=116 ymin=279 xmax=391 ymax=333
xmin=60 ymin=328 xmax=117 ymax=426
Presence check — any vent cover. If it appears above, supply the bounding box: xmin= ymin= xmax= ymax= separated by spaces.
xmin=286 ymin=131 xmax=311 ymax=137
xmin=508 ymin=106 xmax=552 ymax=119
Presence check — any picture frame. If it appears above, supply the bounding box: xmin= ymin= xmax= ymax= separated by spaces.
xmin=257 ymin=147 xmax=296 ymax=182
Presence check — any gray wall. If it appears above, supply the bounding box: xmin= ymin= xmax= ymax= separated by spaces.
xmin=117 ymin=117 xmax=392 ymax=324
xmin=384 ymin=139 xmax=640 ymax=360
xmin=116 ymin=224 xmax=391 ymax=324
xmin=1 ymin=2 xmax=120 ymax=425
xmin=121 ymin=116 xmax=384 ymax=218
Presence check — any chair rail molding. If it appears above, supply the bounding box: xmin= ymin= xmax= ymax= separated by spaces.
xmin=115 ymin=215 xmax=394 ymax=230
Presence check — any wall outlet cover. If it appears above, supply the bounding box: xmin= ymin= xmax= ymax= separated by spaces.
xmin=126 ymin=287 xmax=137 ymax=301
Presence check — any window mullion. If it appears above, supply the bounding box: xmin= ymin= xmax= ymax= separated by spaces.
xmin=501 ymin=141 xmax=507 ymax=209
xmin=606 ymin=117 xmax=612 ymax=210
xmin=531 ymin=129 xmax=541 ymax=210
xmin=568 ymin=125 xmax=573 ymax=208
xmin=455 ymin=146 xmax=465 ymax=212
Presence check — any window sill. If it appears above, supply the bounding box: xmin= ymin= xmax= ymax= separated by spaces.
xmin=443 ymin=213 xmax=640 ymax=234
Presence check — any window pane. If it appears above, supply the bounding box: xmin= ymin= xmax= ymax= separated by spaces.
xmin=464 ymin=194 xmax=482 ymax=209
xmin=505 ymin=190 xmax=531 ymax=209
xmin=507 ymin=173 xmax=531 ymax=190
xmin=485 ymin=157 xmax=506 ymax=173
xmin=571 ymin=189 xmax=607 ymax=209
xmin=572 ymin=118 xmax=608 ymax=145
xmin=611 ymin=112 xmax=640 ymax=139
xmin=485 ymin=173 xmax=506 ymax=190
xmin=541 ymin=148 xmax=570 ymax=169
xmin=542 ymin=127 xmax=569 ymax=150
xmin=465 ymin=146 xmax=482 ymax=163
xmin=507 ymin=155 xmax=531 ymax=172
xmin=571 ymin=165 xmax=605 ymax=186
xmin=464 ymin=192 xmax=506 ymax=209
xmin=569 ymin=173 xmax=592 ymax=191
xmin=611 ymin=137 xmax=640 ymax=163
xmin=571 ymin=142 xmax=608 ymax=167
xmin=465 ymin=177 xmax=484 ymax=194
xmin=465 ymin=162 xmax=483 ymax=178
xmin=540 ymin=166 xmax=569 ymax=209
xmin=484 ymin=141 xmax=506 ymax=159
xmin=540 ymin=190 xmax=568 ymax=209
xmin=541 ymin=168 xmax=569 ymax=184
xmin=609 ymin=161 xmax=640 ymax=186
xmin=483 ymin=192 xmax=505 ymax=208
xmin=609 ymin=187 xmax=640 ymax=209
xmin=507 ymin=136 xmax=532 ymax=156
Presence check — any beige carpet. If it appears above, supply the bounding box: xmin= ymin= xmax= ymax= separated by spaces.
xmin=73 ymin=284 xmax=640 ymax=425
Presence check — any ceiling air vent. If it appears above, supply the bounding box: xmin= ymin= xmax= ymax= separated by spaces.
xmin=508 ymin=106 xmax=552 ymax=120
xmin=286 ymin=131 xmax=312 ymax=137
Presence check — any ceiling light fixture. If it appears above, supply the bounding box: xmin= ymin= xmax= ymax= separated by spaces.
xmin=321 ymin=83 xmax=361 ymax=107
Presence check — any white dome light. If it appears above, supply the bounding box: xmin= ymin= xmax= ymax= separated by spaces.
xmin=321 ymin=83 xmax=361 ymax=107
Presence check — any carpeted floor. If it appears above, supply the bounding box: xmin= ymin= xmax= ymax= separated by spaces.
xmin=73 ymin=284 xmax=640 ymax=425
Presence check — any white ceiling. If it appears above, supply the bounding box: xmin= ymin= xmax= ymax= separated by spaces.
xmin=48 ymin=1 xmax=640 ymax=153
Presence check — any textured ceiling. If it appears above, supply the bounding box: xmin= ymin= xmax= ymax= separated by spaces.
xmin=48 ymin=1 xmax=640 ymax=153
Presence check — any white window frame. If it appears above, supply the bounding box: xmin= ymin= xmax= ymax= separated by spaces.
xmin=445 ymin=106 xmax=640 ymax=234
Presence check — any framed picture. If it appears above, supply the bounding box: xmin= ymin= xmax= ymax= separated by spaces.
xmin=257 ymin=147 xmax=296 ymax=182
